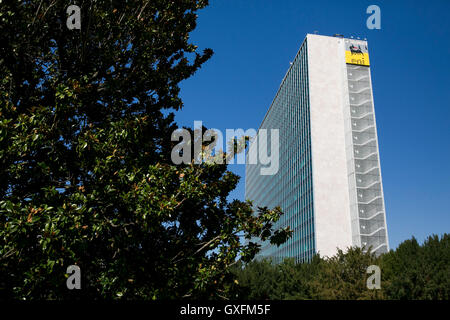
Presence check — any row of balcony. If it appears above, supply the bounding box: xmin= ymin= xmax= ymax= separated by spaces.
xmin=347 ymin=65 xmax=387 ymax=255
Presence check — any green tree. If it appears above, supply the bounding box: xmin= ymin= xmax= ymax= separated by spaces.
xmin=381 ymin=234 xmax=449 ymax=299
xmin=232 ymin=235 xmax=449 ymax=300
xmin=232 ymin=256 xmax=321 ymax=300
xmin=232 ymin=258 xmax=279 ymax=300
xmin=278 ymin=256 xmax=322 ymax=300
xmin=380 ymin=237 xmax=424 ymax=299
xmin=233 ymin=249 xmax=384 ymax=300
xmin=0 ymin=0 xmax=290 ymax=300
xmin=420 ymin=234 xmax=450 ymax=299
xmin=308 ymin=247 xmax=383 ymax=300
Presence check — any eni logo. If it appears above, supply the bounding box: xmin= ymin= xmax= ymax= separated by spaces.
xmin=349 ymin=44 xmax=364 ymax=55
xmin=345 ymin=43 xmax=370 ymax=66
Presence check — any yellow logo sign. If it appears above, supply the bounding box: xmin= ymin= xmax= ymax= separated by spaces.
xmin=345 ymin=44 xmax=370 ymax=66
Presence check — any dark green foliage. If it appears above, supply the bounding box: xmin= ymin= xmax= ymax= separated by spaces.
xmin=307 ymin=247 xmax=383 ymax=299
xmin=0 ymin=1 xmax=291 ymax=300
xmin=381 ymin=234 xmax=450 ymax=299
xmin=232 ymin=234 xmax=449 ymax=300
xmin=231 ymin=259 xmax=280 ymax=300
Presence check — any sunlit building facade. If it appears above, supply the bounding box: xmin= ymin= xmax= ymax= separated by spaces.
xmin=245 ymin=34 xmax=389 ymax=263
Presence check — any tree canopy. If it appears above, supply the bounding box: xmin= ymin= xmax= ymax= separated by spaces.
xmin=231 ymin=234 xmax=449 ymax=300
xmin=0 ymin=0 xmax=290 ymax=299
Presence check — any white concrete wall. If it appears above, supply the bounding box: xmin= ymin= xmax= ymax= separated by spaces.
xmin=307 ymin=34 xmax=353 ymax=258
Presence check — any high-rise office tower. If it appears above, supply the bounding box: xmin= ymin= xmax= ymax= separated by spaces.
xmin=245 ymin=34 xmax=389 ymax=263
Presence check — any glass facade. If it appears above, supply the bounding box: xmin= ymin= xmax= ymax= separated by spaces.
xmin=245 ymin=39 xmax=316 ymax=263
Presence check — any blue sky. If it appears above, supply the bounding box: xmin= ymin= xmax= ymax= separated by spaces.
xmin=175 ymin=0 xmax=450 ymax=250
